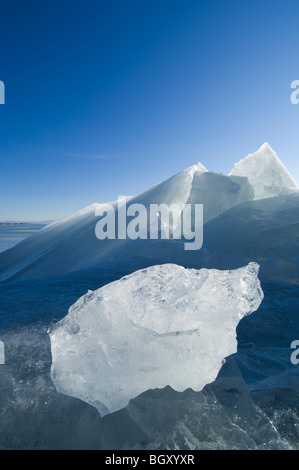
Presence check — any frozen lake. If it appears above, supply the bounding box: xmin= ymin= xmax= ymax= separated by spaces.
xmin=0 ymin=223 xmax=46 ymax=253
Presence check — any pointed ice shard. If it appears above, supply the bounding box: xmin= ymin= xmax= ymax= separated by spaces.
xmin=195 ymin=161 xmax=208 ymax=173
xmin=229 ymin=143 xmax=298 ymax=200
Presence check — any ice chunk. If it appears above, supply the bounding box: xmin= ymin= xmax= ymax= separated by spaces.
xmin=229 ymin=142 xmax=298 ymax=200
xmin=49 ymin=262 xmax=263 ymax=415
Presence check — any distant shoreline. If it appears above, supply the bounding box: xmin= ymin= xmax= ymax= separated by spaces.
xmin=0 ymin=222 xmax=50 ymax=225
xmin=0 ymin=222 xmax=33 ymax=225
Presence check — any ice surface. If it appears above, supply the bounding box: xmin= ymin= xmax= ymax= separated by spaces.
xmin=1 ymin=273 xmax=297 ymax=449
xmin=229 ymin=143 xmax=298 ymax=200
xmin=49 ymin=262 xmax=263 ymax=415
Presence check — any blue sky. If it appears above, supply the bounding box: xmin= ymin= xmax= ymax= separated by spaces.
xmin=1 ymin=0 xmax=299 ymax=220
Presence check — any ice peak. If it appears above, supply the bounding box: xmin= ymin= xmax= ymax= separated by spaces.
xmin=196 ymin=161 xmax=208 ymax=173
xmin=186 ymin=161 xmax=208 ymax=176
xmin=229 ymin=143 xmax=298 ymax=200
xmin=258 ymin=142 xmax=274 ymax=153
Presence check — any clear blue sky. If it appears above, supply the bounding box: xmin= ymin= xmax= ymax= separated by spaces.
xmin=1 ymin=0 xmax=299 ymax=220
